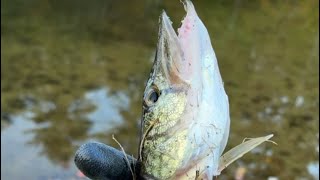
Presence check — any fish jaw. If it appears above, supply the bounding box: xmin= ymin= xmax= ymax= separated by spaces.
xmin=140 ymin=0 xmax=230 ymax=179
xmin=178 ymin=0 xmax=230 ymax=158
xmin=175 ymin=1 xmax=230 ymax=178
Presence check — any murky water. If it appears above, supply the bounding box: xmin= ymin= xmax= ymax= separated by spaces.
xmin=1 ymin=0 xmax=319 ymax=179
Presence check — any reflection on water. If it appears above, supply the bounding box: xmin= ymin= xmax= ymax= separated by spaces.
xmin=1 ymin=112 xmax=82 ymax=179
xmin=1 ymin=0 xmax=319 ymax=179
xmin=307 ymin=162 xmax=319 ymax=179
xmin=80 ymin=88 xmax=129 ymax=134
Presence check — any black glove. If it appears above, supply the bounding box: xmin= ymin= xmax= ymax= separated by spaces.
xmin=74 ymin=141 xmax=142 ymax=180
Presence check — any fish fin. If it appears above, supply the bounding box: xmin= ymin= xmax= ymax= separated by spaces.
xmin=218 ymin=134 xmax=276 ymax=173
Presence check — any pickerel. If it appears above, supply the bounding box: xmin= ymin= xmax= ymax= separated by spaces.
xmin=139 ymin=1 xmax=274 ymax=179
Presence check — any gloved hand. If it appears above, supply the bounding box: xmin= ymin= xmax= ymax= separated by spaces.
xmin=74 ymin=141 xmax=142 ymax=180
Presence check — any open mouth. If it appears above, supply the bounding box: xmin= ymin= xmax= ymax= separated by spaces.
xmin=157 ymin=0 xmax=206 ymax=84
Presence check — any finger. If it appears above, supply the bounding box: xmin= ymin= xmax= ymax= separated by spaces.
xmin=74 ymin=141 xmax=141 ymax=180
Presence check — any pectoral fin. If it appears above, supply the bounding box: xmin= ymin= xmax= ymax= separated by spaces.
xmin=218 ymin=134 xmax=276 ymax=173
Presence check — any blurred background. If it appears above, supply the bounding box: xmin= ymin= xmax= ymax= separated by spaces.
xmin=1 ymin=0 xmax=319 ymax=179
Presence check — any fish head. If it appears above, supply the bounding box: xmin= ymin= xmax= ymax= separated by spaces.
xmin=140 ymin=10 xmax=191 ymax=179
xmin=140 ymin=1 xmax=230 ymax=179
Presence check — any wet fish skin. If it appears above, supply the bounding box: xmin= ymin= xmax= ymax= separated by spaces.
xmin=139 ymin=1 xmax=230 ymax=179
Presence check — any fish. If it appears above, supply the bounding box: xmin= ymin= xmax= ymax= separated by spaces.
xmin=138 ymin=1 xmax=274 ymax=179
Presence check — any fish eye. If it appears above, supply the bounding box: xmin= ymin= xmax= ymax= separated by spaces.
xmin=144 ymin=86 xmax=160 ymax=107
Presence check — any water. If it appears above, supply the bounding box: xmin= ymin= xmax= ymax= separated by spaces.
xmin=1 ymin=0 xmax=319 ymax=179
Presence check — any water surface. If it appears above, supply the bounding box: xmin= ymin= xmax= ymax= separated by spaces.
xmin=1 ymin=0 xmax=319 ymax=179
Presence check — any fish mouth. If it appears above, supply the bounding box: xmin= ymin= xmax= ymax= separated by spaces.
xmin=156 ymin=0 xmax=200 ymax=85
